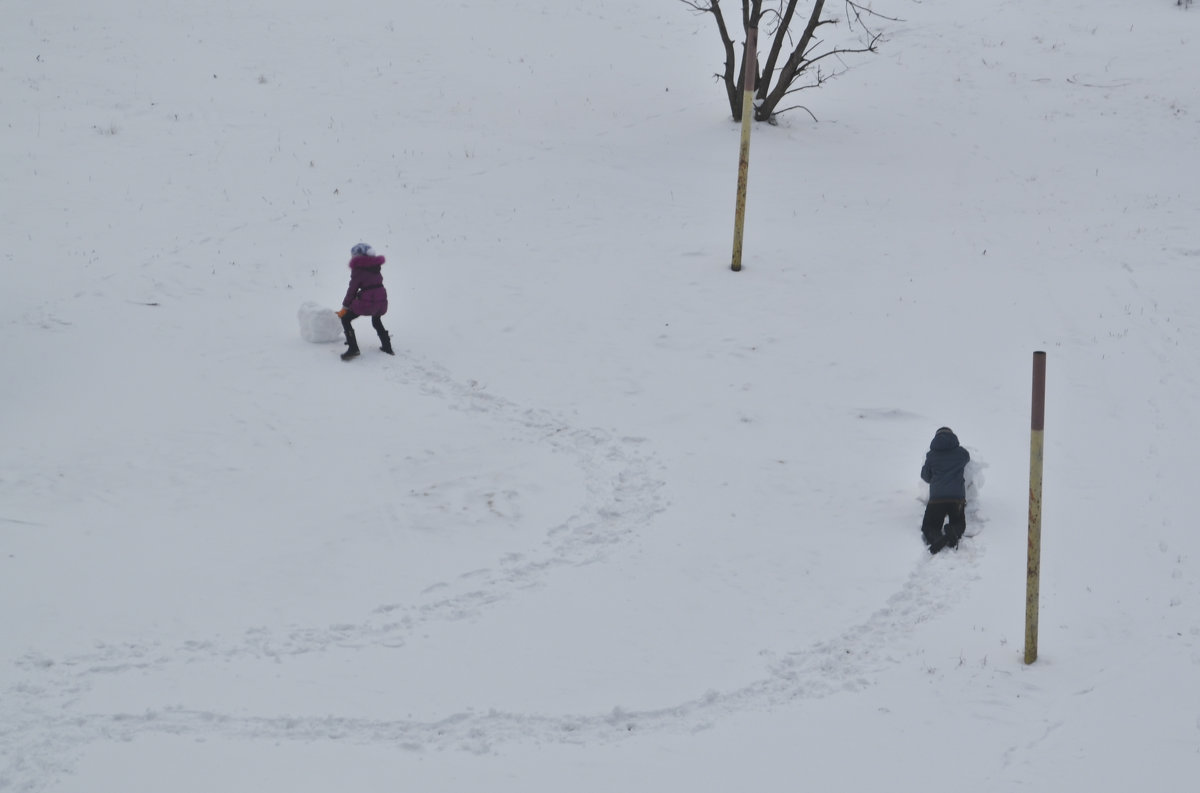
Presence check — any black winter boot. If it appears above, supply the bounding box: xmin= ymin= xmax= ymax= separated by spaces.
xmin=370 ymin=315 xmax=394 ymax=355
xmin=341 ymin=319 xmax=360 ymax=360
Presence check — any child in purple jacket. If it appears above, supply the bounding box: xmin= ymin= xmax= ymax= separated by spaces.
xmin=336 ymin=243 xmax=393 ymax=360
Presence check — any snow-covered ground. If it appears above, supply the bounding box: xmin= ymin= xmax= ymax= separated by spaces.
xmin=3 ymin=1 xmax=1199 ymax=790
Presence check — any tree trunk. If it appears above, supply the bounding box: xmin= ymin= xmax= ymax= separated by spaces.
xmin=756 ymin=0 xmax=825 ymax=120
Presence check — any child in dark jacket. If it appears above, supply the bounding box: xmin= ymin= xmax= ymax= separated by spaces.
xmin=920 ymin=426 xmax=971 ymax=554
xmin=337 ymin=243 xmax=393 ymax=361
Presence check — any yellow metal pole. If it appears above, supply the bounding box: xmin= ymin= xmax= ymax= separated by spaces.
xmin=730 ymin=25 xmax=757 ymax=273
xmin=1025 ymin=351 xmax=1047 ymax=664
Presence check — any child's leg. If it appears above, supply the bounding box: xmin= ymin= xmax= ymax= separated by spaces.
xmin=945 ymin=501 xmax=967 ymax=547
xmin=921 ymin=503 xmax=949 ymax=551
xmin=340 ymin=311 xmax=360 ymax=352
xmin=371 ymin=314 xmax=393 ymax=354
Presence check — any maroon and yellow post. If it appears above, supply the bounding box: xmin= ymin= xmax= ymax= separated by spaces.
xmin=1025 ymin=351 xmax=1047 ymax=664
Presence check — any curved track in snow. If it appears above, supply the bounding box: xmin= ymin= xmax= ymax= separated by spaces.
xmin=1 ymin=351 xmax=983 ymax=787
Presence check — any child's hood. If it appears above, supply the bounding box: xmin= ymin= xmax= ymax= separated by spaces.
xmin=349 ymin=254 xmax=386 ymax=269
xmin=930 ymin=428 xmax=960 ymax=451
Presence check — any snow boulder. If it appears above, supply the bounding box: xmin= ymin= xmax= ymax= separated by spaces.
xmin=297 ymin=301 xmax=343 ymax=344
xmin=963 ymin=453 xmax=986 ymax=535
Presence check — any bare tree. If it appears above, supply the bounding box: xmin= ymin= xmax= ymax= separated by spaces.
xmin=681 ymin=0 xmax=888 ymax=122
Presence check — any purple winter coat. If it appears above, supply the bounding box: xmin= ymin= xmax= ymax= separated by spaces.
xmin=342 ymin=254 xmax=388 ymax=316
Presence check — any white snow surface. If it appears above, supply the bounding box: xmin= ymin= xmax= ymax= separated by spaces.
xmin=3 ymin=1 xmax=1200 ymax=791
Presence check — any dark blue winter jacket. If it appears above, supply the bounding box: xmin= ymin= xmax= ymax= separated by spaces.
xmin=921 ymin=428 xmax=970 ymax=501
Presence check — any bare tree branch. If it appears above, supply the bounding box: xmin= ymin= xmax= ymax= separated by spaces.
xmin=680 ymin=0 xmax=742 ymax=116
xmin=845 ymin=0 xmax=902 ymax=26
xmin=770 ymin=103 xmax=819 ymax=122
xmin=685 ymin=0 xmax=891 ymax=122
xmin=757 ymin=1 xmax=803 ymax=104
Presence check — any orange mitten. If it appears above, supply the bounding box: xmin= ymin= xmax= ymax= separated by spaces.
xmin=336 ymin=308 xmax=347 ymax=318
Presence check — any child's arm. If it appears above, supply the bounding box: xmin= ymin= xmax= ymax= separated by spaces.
xmin=341 ymin=272 xmax=360 ymax=309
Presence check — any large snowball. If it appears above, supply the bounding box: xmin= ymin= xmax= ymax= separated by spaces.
xmin=298 ymin=301 xmax=343 ymax=344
